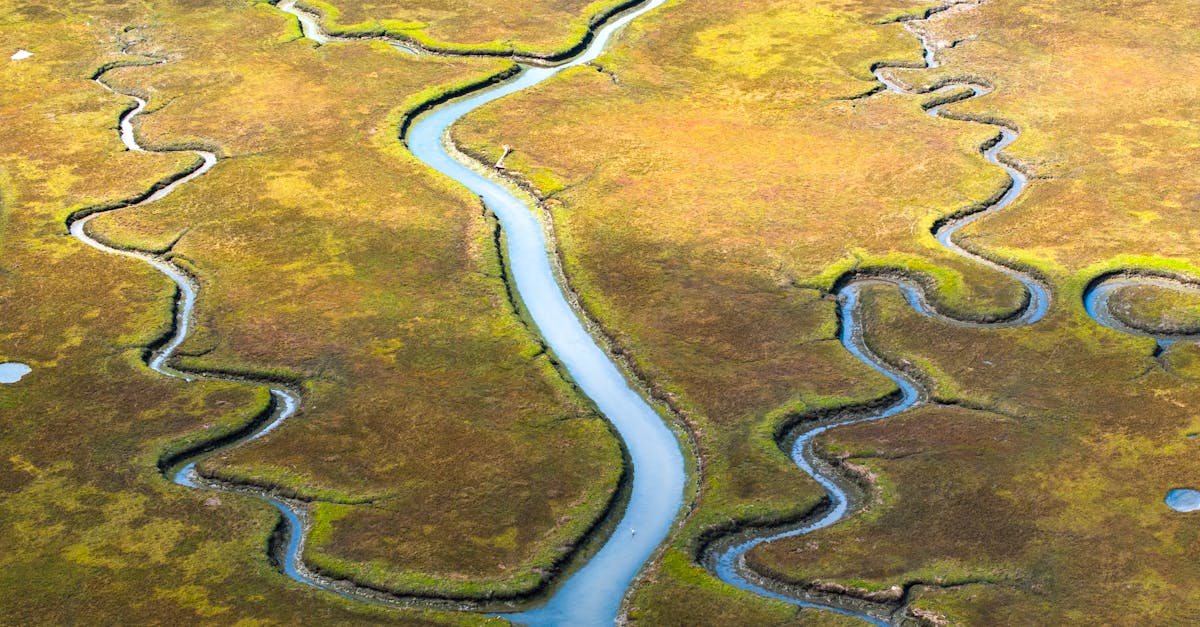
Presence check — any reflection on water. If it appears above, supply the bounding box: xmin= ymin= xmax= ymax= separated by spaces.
xmin=0 ymin=362 xmax=31 ymax=383
xmin=1165 ymin=489 xmax=1200 ymax=512
xmin=278 ymin=0 xmax=685 ymax=623
xmin=406 ymin=2 xmax=685 ymax=623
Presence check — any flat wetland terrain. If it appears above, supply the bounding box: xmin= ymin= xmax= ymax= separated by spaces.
xmin=2 ymin=0 xmax=1199 ymax=624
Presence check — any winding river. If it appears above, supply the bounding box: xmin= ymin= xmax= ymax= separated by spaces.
xmin=68 ymin=1 xmax=1200 ymax=625
xmin=73 ymin=2 xmax=685 ymax=625
xmin=68 ymin=60 xmax=323 ymax=592
xmin=707 ymin=5 xmax=1051 ymax=624
xmin=281 ymin=0 xmax=688 ymax=622
xmin=395 ymin=1 xmax=687 ymax=623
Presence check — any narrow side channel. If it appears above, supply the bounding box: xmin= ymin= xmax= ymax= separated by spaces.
xmin=67 ymin=60 xmax=321 ymax=596
xmin=1085 ymin=274 xmax=1200 ymax=349
xmin=705 ymin=3 xmax=1051 ymax=623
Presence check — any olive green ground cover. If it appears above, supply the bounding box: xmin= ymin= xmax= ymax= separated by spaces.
xmin=0 ymin=3 xmax=490 ymax=623
xmin=76 ymin=0 xmax=627 ymax=603
xmin=893 ymin=0 xmax=1200 ymax=290
xmin=2 ymin=0 xmax=628 ymax=614
xmin=744 ymin=2 xmax=1200 ymax=622
xmin=291 ymin=0 xmax=637 ymax=58
xmin=10 ymin=0 xmax=1200 ymax=622
xmin=899 ymin=0 xmax=1200 ymax=338
xmin=453 ymin=0 xmax=1200 ymax=623
xmin=1107 ymin=284 xmax=1200 ymax=336
xmin=451 ymin=0 xmax=1028 ymax=620
xmin=751 ymin=284 xmax=1200 ymax=624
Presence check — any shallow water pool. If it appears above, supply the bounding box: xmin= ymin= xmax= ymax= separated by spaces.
xmin=1165 ymin=489 xmax=1200 ymax=512
xmin=0 ymin=362 xmax=31 ymax=383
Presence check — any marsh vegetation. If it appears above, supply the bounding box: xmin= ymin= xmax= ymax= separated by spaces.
xmin=3 ymin=0 xmax=1199 ymax=624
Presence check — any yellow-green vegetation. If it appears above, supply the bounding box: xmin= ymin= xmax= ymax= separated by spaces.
xmin=452 ymin=0 xmax=1200 ymax=622
xmin=3 ymin=0 xmax=631 ymax=619
xmin=901 ymin=0 xmax=1200 ymax=276
xmin=1106 ymin=283 xmax=1200 ymax=336
xmin=77 ymin=0 xmax=627 ymax=603
xmin=452 ymin=0 xmax=1024 ymax=619
xmin=10 ymin=0 xmax=1200 ymax=620
xmin=742 ymin=1 xmax=1200 ymax=620
xmin=751 ymin=284 xmax=1200 ymax=623
xmin=0 ymin=2 xmax=489 ymax=623
xmin=292 ymin=0 xmax=640 ymax=58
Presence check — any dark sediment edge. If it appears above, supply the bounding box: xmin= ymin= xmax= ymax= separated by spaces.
xmin=877 ymin=1 xmax=959 ymax=25
xmin=157 ymin=393 xmax=281 ymax=474
xmin=696 ymin=374 xmax=1019 ymax=623
xmin=440 ymin=133 xmax=706 ymax=616
xmin=172 ymin=363 xmax=305 ymax=386
xmin=293 ymin=465 xmax=636 ymax=608
xmin=443 ymin=140 xmax=702 ymax=468
xmin=268 ymin=206 xmax=639 ymax=608
xmin=139 ymin=284 xmax=184 ymax=364
xmin=692 ymin=2 xmax=1049 ymax=622
xmin=90 ymin=57 xmax=165 ymax=81
xmin=282 ymin=0 xmax=649 ymax=63
xmin=830 ymin=265 xmax=1031 ymax=326
xmin=693 ymin=390 xmax=904 ymax=560
xmin=1084 ymin=270 xmax=1200 ymax=338
xmin=74 ymin=54 xmax=636 ymax=611
xmin=76 ymin=63 xmax=313 ymax=506
xmin=65 ymin=153 xmax=207 ymax=225
xmin=397 ymin=65 xmax=521 ymax=147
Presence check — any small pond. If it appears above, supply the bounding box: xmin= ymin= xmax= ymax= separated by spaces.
xmin=0 ymin=362 xmax=32 ymax=383
xmin=1165 ymin=489 xmax=1200 ymax=512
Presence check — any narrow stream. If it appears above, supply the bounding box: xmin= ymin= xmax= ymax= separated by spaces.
xmin=68 ymin=63 xmax=328 ymax=597
xmin=1085 ymin=275 xmax=1200 ymax=348
xmin=712 ymin=284 xmax=923 ymax=627
xmin=708 ymin=7 xmax=1050 ymax=624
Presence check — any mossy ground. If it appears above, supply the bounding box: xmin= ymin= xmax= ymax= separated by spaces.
xmin=1107 ymin=284 xmax=1200 ymax=336
xmin=752 ymin=285 xmax=1200 ymax=624
xmin=8 ymin=0 xmax=1200 ymax=622
xmin=745 ymin=1 xmax=1200 ymax=622
xmin=87 ymin=0 xmax=629 ymax=601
